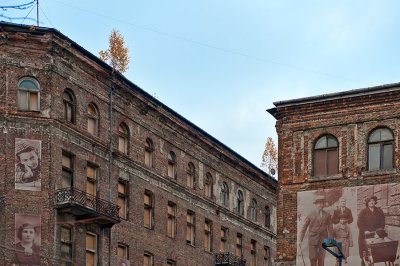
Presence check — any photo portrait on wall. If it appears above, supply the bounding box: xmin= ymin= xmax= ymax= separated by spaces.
xmin=15 ymin=138 xmax=41 ymax=191
xmin=14 ymin=214 xmax=41 ymax=266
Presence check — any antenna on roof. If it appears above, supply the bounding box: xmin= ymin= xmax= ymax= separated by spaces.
xmin=36 ymin=0 xmax=39 ymax=26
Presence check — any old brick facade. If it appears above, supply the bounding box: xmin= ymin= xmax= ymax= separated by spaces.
xmin=0 ymin=22 xmax=277 ymax=266
xmin=269 ymin=84 xmax=400 ymax=265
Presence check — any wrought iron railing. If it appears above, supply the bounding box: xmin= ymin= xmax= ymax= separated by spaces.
xmin=55 ymin=187 xmax=120 ymax=222
xmin=215 ymin=252 xmax=246 ymax=266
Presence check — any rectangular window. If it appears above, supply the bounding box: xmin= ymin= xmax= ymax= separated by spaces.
xmin=219 ymin=227 xmax=228 ymax=252
xmin=383 ymin=144 xmax=393 ymax=169
xmin=62 ymin=152 xmax=74 ymax=188
xmin=144 ymin=252 xmax=153 ymax=266
xmin=86 ymin=164 xmax=97 ymax=209
xmin=118 ymin=181 xmax=128 ymax=219
xmin=369 ymin=144 xmax=381 ymax=170
xmin=60 ymin=226 xmax=73 ymax=266
xmin=264 ymin=246 xmax=270 ymax=266
xmin=18 ymin=90 xmax=39 ymax=111
xmin=235 ymin=233 xmax=242 ymax=258
xmin=167 ymin=202 xmax=176 ymax=238
xmin=204 ymin=219 xmax=212 ymax=252
xmin=186 ymin=211 xmax=195 ymax=245
xmin=85 ymin=233 xmax=97 ymax=266
xmin=144 ymin=191 xmax=154 ymax=229
xmin=250 ymin=240 xmax=257 ymax=266
xmin=117 ymin=243 xmax=128 ymax=259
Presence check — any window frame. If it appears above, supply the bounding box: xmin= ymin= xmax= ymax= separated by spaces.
xmin=85 ymin=232 xmax=98 ymax=266
xmin=145 ymin=138 xmax=154 ymax=168
xmin=220 ymin=182 xmax=229 ymax=207
xmin=367 ymin=127 xmax=394 ymax=171
xmin=60 ymin=226 xmax=73 ymax=265
xmin=144 ymin=190 xmax=154 ymax=229
xmin=118 ymin=123 xmax=129 ymax=154
xmin=117 ymin=243 xmax=129 ymax=260
xmin=204 ymin=172 xmax=213 ymax=198
xmin=167 ymin=151 xmax=177 ymax=178
xmin=87 ymin=103 xmax=99 ymax=136
xmin=250 ymin=199 xmax=257 ymax=221
xmin=17 ymin=77 xmax=40 ymax=111
xmin=313 ymin=135 xmax=339 ymax=177
xmin=186 ymin=210 xmax=195 ymax=246
xmin=204 ymin=219 xmax=212 ymax=252
xmin=143 ymin=252 xmax=154 ymax=266
xmin=63 ymin=89 xmax=75 ymax=123
xmin=250 ymin=239 xmax=257 ymax=266
xmin=264 ymin=205 xmax=271 ymax=228
xmin=186 ymin=162 xmax=195 ymax=188
xmin=220 ymin=227 xmax=228 ymax=252
xmin=167 ymin=201 xmax=176 ymax=239
xmin=235 ymin=233 xmax=243 ymax=258
xmin=236 ymin=190 xmax=244 ymax=215
xmin=61 ymin=151 xmax=74 ymax=189
xmin=118 ymin=180 xmax=129 ymax=219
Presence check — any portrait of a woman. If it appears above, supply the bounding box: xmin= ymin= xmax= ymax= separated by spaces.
xmin=15 ymin=222 xmax=40 ymax=265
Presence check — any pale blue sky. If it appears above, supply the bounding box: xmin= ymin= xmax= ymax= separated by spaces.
xmin=2 ymin=0 xmax=400 ymax=168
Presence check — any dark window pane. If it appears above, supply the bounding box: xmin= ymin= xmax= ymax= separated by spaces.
xmin=368 ymin=144 xmax=380 ymax=170
xmin=383 ymin=144 xmax=393 ymax=170
xmin=315 ymin=150 xmax=327 ymax=176
xmin=327 ymin=149 xmax=338 ymax=175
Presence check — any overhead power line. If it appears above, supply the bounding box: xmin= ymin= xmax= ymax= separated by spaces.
xmin=0 ymin=0 xmax=35 ymax=10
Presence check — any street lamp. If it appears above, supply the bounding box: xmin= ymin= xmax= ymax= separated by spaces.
xmin=322 ymin=238 xmax=344 ymax=266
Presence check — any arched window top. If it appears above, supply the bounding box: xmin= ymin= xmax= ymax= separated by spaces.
xmin=119 ymin=123 xmax=129 ymax=135
xmin=87 ymin=103 xmax=98 ymax=117
xmin=206 ymin=172 xmax=212 ymax=181
xmin=145 ymin=138 xmax=154 ymax=151
xmin=18 ymin=78 xmax=40 ymax=91
xmin=236 ymin=190 xmax=243 ymax=200
xmin=265 ymin=205 xmax=270 ymax=214
xmin=368 ymin=128 xmax=393 ymax=143
xmin=168 ymin=151 xmax=176 ymax=163
xmin=187 ymin=162 xmax=195 ymax=173
xmin=63 ymin=90 xmax=74 ymax=102
xmin=251 ymin=199 xmax=257 ymax=208
xmin=221 ymin=182 xmax=228 ymax=193
xmin=315 ymin=135 xmax=338 ymax=149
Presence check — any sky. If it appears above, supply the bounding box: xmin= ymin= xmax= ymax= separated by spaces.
xmin=2 ymin=0 xmax=400 ymax=170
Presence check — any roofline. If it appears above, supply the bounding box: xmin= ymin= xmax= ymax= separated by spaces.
xmin=1 ymin=21 xmax=277 ymax=186
xmin=272 ymin=82 xmax=400 ymax=108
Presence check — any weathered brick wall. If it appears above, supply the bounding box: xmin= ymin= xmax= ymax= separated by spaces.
xmin=273 ymin=89 xmax=400 ymax=265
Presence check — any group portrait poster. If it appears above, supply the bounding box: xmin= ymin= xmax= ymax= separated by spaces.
xmin=14 ymin=214 xmax=41 ymax=266
xmin=297 ymin=183 xmax=400 ymax=266
xmin=15 ymin=138 xmax=41 ymax=191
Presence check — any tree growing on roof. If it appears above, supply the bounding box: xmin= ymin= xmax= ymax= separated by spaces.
xmin=99 ymin=29 xmax=130 ymax=73
xmin=260 ymin=137 xmax=278 ymax=176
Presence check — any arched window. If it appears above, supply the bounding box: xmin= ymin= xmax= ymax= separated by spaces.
xmin=314 ymin=135 xmax=339 ymax=177
xmin=167 ymin=151 xmax=176 ymax=178
xmin=18 ymin=78 xmax=40 ymax=111
xmin=250 ymin=199 xmax=257 ymax=221
xmin=368 ymin=128 xmax=394 ymax=171
xmin=87 ymin=103 xmax=99 ymax=136
xmin=220 ymin=182 xmax=229 ymax=206
xmin=118 ymin=123 xmax=129 ymax=154
xmin=204 ymin=172 xmax=213 ymax=198
xmin=186 ymin=162 xmax=195 ymax=188
xmin=145 ymin=138 xmax=154 ymax=168
xmin=63 ymin=90 xmax=75 ymax=123
xmin=264 ymin=206 xmax=271 ymax=228
xmin=236 ymin=190 xmax=244 ymax=215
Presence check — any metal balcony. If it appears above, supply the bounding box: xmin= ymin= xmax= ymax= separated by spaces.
xmin=215 ymin=252 xmax=246 ymax=266
xmin=55 ymin=187 xmax=120 ymax=228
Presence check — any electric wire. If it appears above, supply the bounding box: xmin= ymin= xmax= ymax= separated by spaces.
xmin=0 ymin=0 xmax=35 ymax=10
xmin=20 ymin=3 xmax=35 ymax=25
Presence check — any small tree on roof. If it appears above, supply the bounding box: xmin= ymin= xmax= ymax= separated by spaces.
xmin=260 ymin=137 xmax=278 ymax=176
xmin=99 ymin=29 xmax=130 ymax=73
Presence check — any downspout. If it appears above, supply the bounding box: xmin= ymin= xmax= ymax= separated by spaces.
xmin=108 ymin=74 xmax=115 ymax=266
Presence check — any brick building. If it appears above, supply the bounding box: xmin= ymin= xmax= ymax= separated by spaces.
xmin=269 ymin=84 xmax=400 ymax=265
xmin=0 ymin=22 xmax=277 ymax=266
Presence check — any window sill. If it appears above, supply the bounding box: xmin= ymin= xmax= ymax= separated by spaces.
xmin=308 ymin=174 xmax=342 ymax=182
xmin=361 ymin=169 xmax=397 ymax=177
xmin=186 ymin=243 xmax=195 ymax=248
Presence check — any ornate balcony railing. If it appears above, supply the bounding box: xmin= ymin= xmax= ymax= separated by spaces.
xmin=215 ymin=252 xmax=246 ymax=266
xmin=55 ymin=187 xmax=120 ymax=227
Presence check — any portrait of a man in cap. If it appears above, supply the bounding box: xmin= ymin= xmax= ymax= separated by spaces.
xmin=15 ymin=138 xmax=41 ymax=191
xmin=299 ymin=194 xmax=332 ymax=266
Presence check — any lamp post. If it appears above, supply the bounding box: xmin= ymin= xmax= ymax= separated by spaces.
xmin=322 ymin=238 xmax=344 ymax=266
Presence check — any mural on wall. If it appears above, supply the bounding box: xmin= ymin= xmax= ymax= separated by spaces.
xmin=15 ymin=138 xmax=41 ymax=191
xmin=118 ymin=258 xmax=130 ymax=266
xmin=14 ymin=214 xmax=41 ymax=266
xmin=297 ymin=183 xmax=400 ymax=266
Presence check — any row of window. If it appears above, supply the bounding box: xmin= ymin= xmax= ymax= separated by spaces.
xmin=313 ymin=127 xmax=394 ymax=177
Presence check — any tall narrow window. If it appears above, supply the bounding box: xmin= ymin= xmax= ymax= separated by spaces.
xmin=118 ymin=181 xmax=128 ymax=219
xmin=117 ymin=243 xmax=128 ymax=261
xmin=314 ymin=135 xmax=339 ymax=176
xmin=145 ymin=138 xmax=154 ymax=167
xmin=144 ymin=191 xmax=154 ymax=229
xmin=204 ymin=219 xmax=212 ymax=252
xmin=18 ymin=78 xmax=40 ymax=111
xmin=264 ymin=246 xmax=270 ymax=266
xmin=86 ymin=164 xmax=97 ymax=209
xmin=219 ymin=227 xmax=228 ymax=252
xmin=143 ymin=252 xmax=153 ymax=266
xmin=60 ymin=226 xmax=73 ymax=265
xmin=235 ymin=233 xmax=243 ymax=258
xmin=118 ymin=123 xmax=129 ymax=154
xmin=85 ymin=233 xmax=97 ymax=266
xmin=236 ymin=190 xmax=244 ymax=215
xmin=186 ymin=162 xmax=195 ymax=188
xmin=167 ymin=202 xmax=176 ymax=238
xmin=204 ymin=173 xmax=213 ymax=198
xmin=186 ymin=211 xmax=195 ymax=245
xmin=368 ymin=128 xmax=394 ymax=171
xmin=63 ymin=90 xmax=75 ymax=123
xmin=250 ymin=199 xmax=257 ymax=221
xmin=62 ymin=152 xmax=74 ymax=188
xmin=264 ymin=206 xmax=271 ymax=228
xmin=220 ymin=182 xmax=229 ymax=206
xmin=87 ymin=103 xmax=99 ymax=136
xmin=250 ymin=240 xmax=257 ymax=266
xmin=167 ymin=151 xmax=176 ymax=178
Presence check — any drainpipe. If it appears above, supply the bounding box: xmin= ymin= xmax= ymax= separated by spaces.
xmin=108 ymin=80 xmax=114 ymax=201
